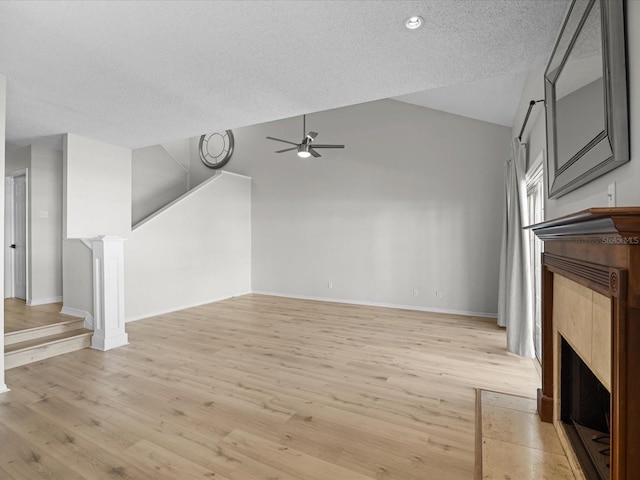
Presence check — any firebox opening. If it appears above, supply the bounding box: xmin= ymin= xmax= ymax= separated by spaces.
xmin=561 ymin=338 xmax=611 ymax=480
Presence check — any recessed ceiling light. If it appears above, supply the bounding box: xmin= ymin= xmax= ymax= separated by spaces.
xmin=405 ymin=15 xmax=424 ymax=30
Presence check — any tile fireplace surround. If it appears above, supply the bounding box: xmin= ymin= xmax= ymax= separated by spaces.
xmin=531 ymin=208 xmax=640 ymax=480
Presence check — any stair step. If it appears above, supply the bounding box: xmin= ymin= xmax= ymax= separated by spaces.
xmin=5 ymin=319 xmax=86 ymax=346
xmin=5 ymin=328 xmax=93 ymax=369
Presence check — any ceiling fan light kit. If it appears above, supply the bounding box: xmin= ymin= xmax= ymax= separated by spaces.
xmin=266 ymin=114 xmax=345 ymax=159
xmin=297 ymin=145 xmax=312 ymax=158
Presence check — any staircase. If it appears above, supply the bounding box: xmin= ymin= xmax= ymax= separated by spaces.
xmin=4 ymin=319 xmax=92 ymax=369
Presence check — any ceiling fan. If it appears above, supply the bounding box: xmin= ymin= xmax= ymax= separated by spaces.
xmin=266 ymin=115 xmax=345 ymax=158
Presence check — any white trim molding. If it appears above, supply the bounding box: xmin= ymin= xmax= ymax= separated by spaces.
xmin=60 ymin=306 xmax=94 ymax=331
xmin=252 ymin=291 xmax=498 ymax=319
xmin=84 ymin=312 xmax=94 ymax=331
xmin=60 ymin=305 xmax=90 ymax=318
xmin=91 ymin=236 xmax=128 ymax=351
xmin=27 ymin=296 xmax=63 ymax=306
xmin=125 ymin=291 xmax=251 ymax=323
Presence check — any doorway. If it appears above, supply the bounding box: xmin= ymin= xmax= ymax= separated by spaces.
xmin=5 ymin=171 xmax=27 ymax=301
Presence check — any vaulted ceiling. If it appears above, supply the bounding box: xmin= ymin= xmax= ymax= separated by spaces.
xmin=0 ymin=0 xmax=568 ymax=150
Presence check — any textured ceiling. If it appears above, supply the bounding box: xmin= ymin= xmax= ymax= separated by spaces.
xmin=393 ymin=70 xmax=531 ymax=127
xmin=0 ymin=0 xmax=568 ymax=150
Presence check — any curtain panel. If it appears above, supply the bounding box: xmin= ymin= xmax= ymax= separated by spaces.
xmin=497 ymin=139 xmax=534 ymax=357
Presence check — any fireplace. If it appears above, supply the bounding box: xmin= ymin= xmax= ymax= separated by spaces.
xmin=561 ymin=338 xmax=611 ymax=480
xmin=530 ymin=208 xmax=640 ymax=480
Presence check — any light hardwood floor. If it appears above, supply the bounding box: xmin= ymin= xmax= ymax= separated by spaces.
xmin=4 ymin=299 xmax=71 ymax=333
xmin=0 ymin=294 xmax=540 ymax=479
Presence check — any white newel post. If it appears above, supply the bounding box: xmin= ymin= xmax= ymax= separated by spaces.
xmin=91 ymin=235 xmax=128 ymax=350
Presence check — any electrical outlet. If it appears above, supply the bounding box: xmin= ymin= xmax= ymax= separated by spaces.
xmin=435 ymin=290 xmax=442 ymax=298
xmin=413 ymin=289 xmax=419 ymax=297
xmin=328 ymin=281 xmax=333 ymax=289
xmin=608 ymin=182 xmax=616 ymax=207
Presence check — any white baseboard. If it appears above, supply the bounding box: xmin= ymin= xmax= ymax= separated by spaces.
xmin=84 ymin=312 xmax=94 ymax=330
xmin=60 ymin=306 xmax=94 ymax=330
xmin=27 ymin=296 xmax=63 ymax=306
xmin=0 ymin=384 xmax=10 ymax=394
xmin=125 ymin=291 xmax=252 ymax=323
xmin=61 ymin=306 xmax=89 ymax=318
xmin=252 ymin=291 xmax=498 ymax=319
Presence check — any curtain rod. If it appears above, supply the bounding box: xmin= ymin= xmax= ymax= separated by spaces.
xmin=518 ymin=99 xmax=545 ymax=141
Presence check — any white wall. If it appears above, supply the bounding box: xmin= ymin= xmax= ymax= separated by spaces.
xmin=1 ymin=74 xmax=7 ymax=391
xmin=190 ymin=99 xmax=511 ymax=316
xmin=131 ymin=144 xmax=188 ymax=225
xmin=515 ymin=2 xmax=640 ymax=219
xmin=61 ymin=239 xmax=93 ymax=319
xmin=27 ymin=147 xmax=63 ymax=304
xmin=125 ymin=171 xmax=251 ymax=321
xmin=64 ymin=133 xmax=132 ymax=238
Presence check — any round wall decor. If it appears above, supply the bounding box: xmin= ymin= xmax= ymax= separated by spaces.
xmin=199 ymin=130 xmax=234 ymax=169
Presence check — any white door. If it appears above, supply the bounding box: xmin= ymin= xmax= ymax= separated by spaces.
xmin=12 ymin=174 xmax=27 ymax=300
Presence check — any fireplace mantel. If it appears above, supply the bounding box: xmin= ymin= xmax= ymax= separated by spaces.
xmin=531 ymin=207 xmax=640 ymax=480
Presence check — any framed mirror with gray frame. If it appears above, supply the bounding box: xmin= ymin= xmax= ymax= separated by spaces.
xmin=545 ymin=0 xmax=628 ymax=198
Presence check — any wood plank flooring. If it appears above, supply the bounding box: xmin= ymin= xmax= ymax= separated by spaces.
xmin=0 ymin=294 xmax=540 ymax=479
xmin=4 ymin=299 xmax=71 ymax=333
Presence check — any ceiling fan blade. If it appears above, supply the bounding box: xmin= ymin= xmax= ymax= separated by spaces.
xmin=266 ymin=136 xmax=298 ymax=146
xmin=309 ymin=148 xmax=321 ymax=158
xmin=275 ymin=147 xmax=298 ymax=153
xmin=309 ymin=144 xmax=344 ymax=149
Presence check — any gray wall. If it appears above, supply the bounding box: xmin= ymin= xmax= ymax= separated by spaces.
xmin=191 ymin=99 xmax=511 ymax=316
xmin=61 ymin=239 xmax=93 ymax=318
xmin=5 ymin=144 xmax=30 ymax=173
xmin=514 ymin=1 xmax=640 ymax=219
xmin=131 ymin=144 xmax=188 ymax=225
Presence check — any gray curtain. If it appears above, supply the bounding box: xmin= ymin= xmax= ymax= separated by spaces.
xmin=497 ymin=138 xmax=534 ymax=357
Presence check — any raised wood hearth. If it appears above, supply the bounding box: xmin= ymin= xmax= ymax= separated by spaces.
xmin=531 ymin=207 xmax=640 ymax=480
